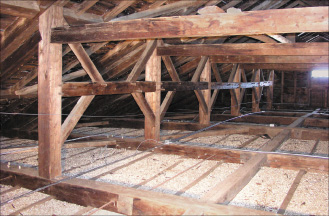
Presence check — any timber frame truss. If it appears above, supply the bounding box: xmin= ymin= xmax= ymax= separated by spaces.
xmin=1 ymin=3 xmax=329 ymax=216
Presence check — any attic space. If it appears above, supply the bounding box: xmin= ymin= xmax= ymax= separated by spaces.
xmin=0 ymin=0 xmax=328 ymax=215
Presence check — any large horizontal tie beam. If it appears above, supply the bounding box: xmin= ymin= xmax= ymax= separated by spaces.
xmin=51 ymin=7 xmax=329 ymax=43
xmin=57 ymin=81 xmax=276 ymax=97
xmin=157 ymin=43 xmax=329 ymax=56
xmin=210 ymin=55 xmax=329 ymax=64
xmin=241 ymin=63 xmax=328 ymax=71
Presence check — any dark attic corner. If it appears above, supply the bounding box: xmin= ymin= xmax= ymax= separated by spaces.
xmin=0 ymin=0 xmax=328 ymax=215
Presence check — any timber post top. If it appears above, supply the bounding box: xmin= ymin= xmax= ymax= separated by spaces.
xmin=50 ymin=6 xmax=329 ymax=43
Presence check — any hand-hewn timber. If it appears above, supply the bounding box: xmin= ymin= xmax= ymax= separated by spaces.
xmin=199 ymin=59 xmax=211 ymax=125
xmin=241 ymin=63 xmax=328 ymax=71
xmin=210 ymin=55 xmax=329 ymax=64
xmin=38 ymin=5 xmax=63 ymax=179
xmin=0 ymin=164 xmax=273 ymax=215
xmin=62 ymin=82 xmax=157 ymax=97
xmin=144 ymin=41 xmax=161 ymax=141
xmin=157 ymin=43 xmax=329 ymax=56
xmin=229 ymin=64 xmax=242 ymax=116
xmin=51 ymin=7 xmax=329 ymax=43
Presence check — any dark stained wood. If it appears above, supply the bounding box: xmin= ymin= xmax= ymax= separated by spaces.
xmin=62 ymin=82 xmax=157 ymax=97
xmin=74 ymin=0 xmax=99 ymax=16
xmin=0 ymin=31 xmax=40 ymax=81
xmin=0 ymin=164 xmax=273 ymax=216
xmin=210 ymin=55 xmax=329 ymax=64
xmin=158 ymin=43 xmax=329 ymax=56
xmin=51 ymin=7 xmax=329 ymax=43
xmin=38 ymin=5 xmax=63 ymax=179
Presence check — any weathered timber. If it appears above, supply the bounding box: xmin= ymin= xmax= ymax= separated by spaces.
xmin=62 ymin=82 xmax=156 ymax=97
xmin=126 ymin=39 xmax=157 ymax=82
xmin=68 ymin=43 xmax=104 ymax=82
xmin=242 ymin=63 xmax=329 ymax=71
xmin=51 ymin=7 xmax=329 ymax=43
xmin=38 ymin=5 xmax=63 ymax=179
xmin=61 ymin=96 xmax=95 ymax=144
xmin=0 ymin=1 xmax=103 ymax=24
xmin=103 ymin=0 xmax=136 ymax=22
xmin=199 ymin=59 xmax=211 ymax=125
xmin=0 ymin=164 xmax=273 ymax=215
xmin=132 ymin=93 xmax=155 ymax=123
xmin=158 ymin=43 xmax=329 ymax=56
xmin=144 ymin=40 xmax=161 ymax=141
xmin=252 ymin=69 xmax=261 ymax=112
xmin=0 ymin=32 xmax=41 ymax=81
xmin=210 ymin=55 xmax=329 ymax=64
xmin=201 ymin=130 xmax=290 ymax=204
xmin=113 ymin=139 xmax=329 ymax=173
xmin=229 ymin=64 xmax=241 ymax=116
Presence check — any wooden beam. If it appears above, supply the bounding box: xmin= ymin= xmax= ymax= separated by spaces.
xmin=132 ymin=93 xmax=155 ymax=124
xmin=266 ymin=70 xmax=275 ymax=110
xmin=0 ymin=164 xmax=273 ymax=215
xmin=102 ymin=0 xmax=135 ymax=22
xmin=201 ymin=110 xmax=320 ymax=204
xmin=210 ymin=55 xmax=329 ymax=64
xmin=74 ymin=0 xmax=99 ymax=16
xmin=144 ymin=40 xmax=161 ymax=141
xmin=252 ymin=69 xmax=261 ymax=112
xmin=51 ymin=7 xmax=329 ymax=43
xmin=126 ymin=39 xmax=157 ymax=82
xmin=68 ymin=43 xmax=104 ymax=82
xmin=61 ymin=96 xmax=95 ymax=144
xmin=157 ymin=43 xmax=329 ymax=56
xmin=0 ymin=1 xmax=103 ymax=24
xmin=201 ymin=129 xmax=290 ymax=204
xmin=229 ymin=64 xmax=241 ymax=116
xmin=241 ymin=63 xmax=328 ymax=71
xmin=199 ymin=59 xmax=211 ymax=125
xmin=38 ymin=5 xmax=63 ymax=179
xmin=160 ymin=54 xmax=181 ymax=120
xmin=61 ymin=82 xmax=156 ymax=97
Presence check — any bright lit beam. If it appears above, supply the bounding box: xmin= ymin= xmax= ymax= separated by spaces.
xmin=312 ymin=68 xmax=329 ymax=78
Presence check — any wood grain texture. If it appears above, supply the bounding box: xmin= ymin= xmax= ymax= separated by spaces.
xmin=38 ymin=5 xmax=63 ymax=179
xmin=51 ymin=7 xmax=329 ymax=43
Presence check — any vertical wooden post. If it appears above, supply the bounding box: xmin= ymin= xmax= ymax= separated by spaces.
xmin=324 ymin=90 xmax=328 ymax=108
xmin=145 ymin=40 xmax=161 ymax=141
xmin=266 ymin=70 xmax=275 ymax=110
xmin=38 ymin=5 xmax=63 ymax=179
xmin=281 ymin=71 xmax=284 ymax=104
xmin=230 ymin=64 xmax=241 ymax=116
xmin=307 ymin=71 xmax=311 ymax=107
xmin=199 ymin=59 xmax=211 ymax=125
xmin=293 ymin=71 xmax=297 ymax=105
xmin=252 ymin=69 xmax=261 ymax=112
